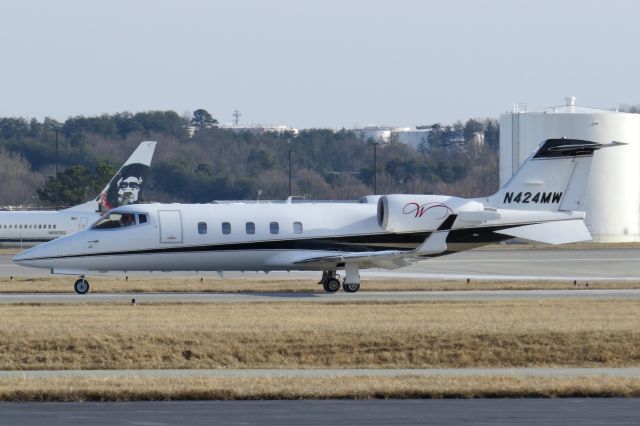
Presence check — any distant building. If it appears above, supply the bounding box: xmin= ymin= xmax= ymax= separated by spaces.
xmin=394 ymin=128 xmax=432 ymax=149
xmin=219 ymin=123 xmax=299 ymax=136
xmin=354 ymin=126 xmax=431 ymax=149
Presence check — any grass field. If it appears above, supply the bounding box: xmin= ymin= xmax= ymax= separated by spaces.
xmin=1 ymin=276 xmax=638 ymax=293
xmin=1 ymin=376 xmax=638 ymax=401
xmin=1 ymin=300 xmax=638 ymax=370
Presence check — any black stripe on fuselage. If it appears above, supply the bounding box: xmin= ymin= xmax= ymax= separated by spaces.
xmin=22 ymin=224 xmax=517 ymax=262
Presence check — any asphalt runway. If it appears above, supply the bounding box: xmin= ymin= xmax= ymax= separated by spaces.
xmin=1 ymin=289 xmax=639 ymax=303
xmin=1 ymin=399 xmax=638 ymax=425
xmin=3 ymin=247 xmax=640 ymax=280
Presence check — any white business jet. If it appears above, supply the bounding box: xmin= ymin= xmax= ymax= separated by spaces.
xmin=0 ymin=141 xmax=156 ymax=244
xmin=14 ymin=139 xmax=621 ymax=294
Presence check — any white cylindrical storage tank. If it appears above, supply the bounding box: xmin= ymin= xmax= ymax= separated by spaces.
xmin=500 ymin=99 xmax=640 ymax=242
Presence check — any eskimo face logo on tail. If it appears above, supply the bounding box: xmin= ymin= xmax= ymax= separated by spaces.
xmin=503 ymin=192 xmax=563 ymax=204
xmin=99 ymin=163 xmax=149 ymax=211
xmin=403 ymin=202 xmax=453 ymax=219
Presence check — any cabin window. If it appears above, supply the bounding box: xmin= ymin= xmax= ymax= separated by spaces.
xmin=246 ymin=222 xmax=255 ymax=234
xmin=138 ymin=214 xmax=148 ymax=224
xmin=53 ymin=225 xmax=57 ymax=229
xmin=270 ymin=222 xmax=279 ymax=234
xmin=221 ymin=222 xmax=231 ymax=235
xmin=92 ymin=212 xmax=137 ymax=229
xmin=293 ymin=222 xmax=303 ymax=234
xmin=198 ymin=222 xmax=207 ymax=234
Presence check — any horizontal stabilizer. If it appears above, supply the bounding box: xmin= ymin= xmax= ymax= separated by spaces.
xmin=494 ymin=220 xmax=592 ymax=245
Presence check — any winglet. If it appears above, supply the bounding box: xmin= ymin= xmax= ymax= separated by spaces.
xmin=414 ymin=214 xmax=456 ymax=255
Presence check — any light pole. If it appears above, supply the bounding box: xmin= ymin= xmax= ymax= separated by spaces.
xmin=54 ymin=128 xmax=60 ymax=208
xmin=288 ymin=148 xmax=292 ymax=197
xmin=372 ymin=141 xmax=379 ymax=195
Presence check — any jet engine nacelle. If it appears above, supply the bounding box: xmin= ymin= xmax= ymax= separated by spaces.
xmin=377 ymin=194 xmax=487 ymax=232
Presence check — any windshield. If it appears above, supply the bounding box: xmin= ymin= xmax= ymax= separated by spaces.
xmin=92 ymin=212 xmax=138 ymax=229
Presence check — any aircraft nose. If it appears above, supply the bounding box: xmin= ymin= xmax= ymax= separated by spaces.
xmin=13 ymin=239 xmax=59 ymax=268
xmin=13 ymin=245 xmax=43 ymax=265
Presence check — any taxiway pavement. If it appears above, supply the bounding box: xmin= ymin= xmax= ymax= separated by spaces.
xmin=1 ymin=399 xmax=638 ymax=426
xmin=1 ymin=367 xmax=638 ymax=379
xmin=0 ymin=289 xmax=638 ymax=303
xmin=2 ymin=247 xmax=640 ymax=281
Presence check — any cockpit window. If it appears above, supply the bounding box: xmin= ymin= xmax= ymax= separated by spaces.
xmin=92 ymin=212 xmax=138 ymax=229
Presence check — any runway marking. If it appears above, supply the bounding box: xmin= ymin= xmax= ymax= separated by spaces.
xmin=363 ymin=272 xmax=640 ymax=280
xmin=428 ymin=257 xmax=640 ymax=263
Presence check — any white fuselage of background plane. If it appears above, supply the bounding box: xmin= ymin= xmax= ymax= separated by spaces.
xmin=0 ymin=205 xmax=98 ymax=243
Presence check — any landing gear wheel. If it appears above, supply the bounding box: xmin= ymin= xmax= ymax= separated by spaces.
xmin=323 ymin=278 xmax=340 ymax=293
xmin=74 ymin=278 xmax=90 ymax=295
xmin=342 ymin=282 xmax=360 ymax=293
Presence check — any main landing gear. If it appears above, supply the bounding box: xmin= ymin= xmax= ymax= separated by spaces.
xmin=74 ymin=277 xmax=90 ymax=295
xmin=319 ymin=265 xmax=361 ymax=293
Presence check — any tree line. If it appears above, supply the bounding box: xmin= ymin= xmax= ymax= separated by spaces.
xmin=0 ymin=111 xmax=500 ymax=207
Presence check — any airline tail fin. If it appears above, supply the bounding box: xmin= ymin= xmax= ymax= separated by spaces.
xmin=65 ymin=141 xmax=157 ymax=213
xmin=487 ymin=139 xmax=624 ymax=211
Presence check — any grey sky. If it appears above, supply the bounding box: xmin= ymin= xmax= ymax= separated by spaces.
xmin=1 ymin=0 xmax=639 ymax=128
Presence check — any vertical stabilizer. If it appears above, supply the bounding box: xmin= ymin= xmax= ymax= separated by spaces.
xmin=65 ymin=141 xmax=157 ymax=212
xmin=98 ymin=141 xmax=157 ymax=211
xmin=488 ymin=139 xmax=621 ymax=211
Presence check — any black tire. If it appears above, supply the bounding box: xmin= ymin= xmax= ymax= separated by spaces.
xmin=342 ymin=282 xmax=360 ymax=293
xmin=323 ymin=278 xmax=340 ymax=293
xmin=74 ymin=278 xmax=90 ymax=295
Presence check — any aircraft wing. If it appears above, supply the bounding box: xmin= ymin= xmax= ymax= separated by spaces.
xmin=291 ymin=215 xmax=457 ymax=270
xmin=292 ymin=249 xmax=416 ymax=270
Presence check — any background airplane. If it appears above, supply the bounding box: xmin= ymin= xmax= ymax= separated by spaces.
xmin=0 ymin=141 xmax=156 ymax=244
xmin=14 ymin=139 xmax=621 ymax=294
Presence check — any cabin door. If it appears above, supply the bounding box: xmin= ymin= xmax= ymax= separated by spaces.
xmin=158 ymin=210 xmax=183 ymax=243
xmin=79 ymin=217 xmax=88 ymax=231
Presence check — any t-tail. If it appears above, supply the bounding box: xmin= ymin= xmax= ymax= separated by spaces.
xmin=65 ymin=141 xmax=157 ymax=213
xmin=487 ymin=139 xmax=625 ymax=212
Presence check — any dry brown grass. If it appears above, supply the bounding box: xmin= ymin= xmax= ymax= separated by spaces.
xmin=0 ymin=376 xmax=638 ymax=401
xmin=0 ymin=300 xmax=638 ymax=370
xmin=1 ymin=276 xmax=639 ymax=293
